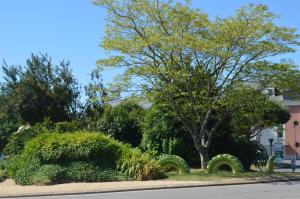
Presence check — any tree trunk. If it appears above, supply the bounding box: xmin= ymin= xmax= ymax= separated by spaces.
xmin=191 ymin=136 xmax=209 ymax=169
xmin=199 ymin=147 xmax=209 ymax=169
xmin=189 ymin=131 xmax=210 ymax=169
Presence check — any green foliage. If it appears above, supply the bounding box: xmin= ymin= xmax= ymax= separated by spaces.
xmin=118 ymin=146 xmax=165 ymax=181
xmin=14 ymin=157 xmax=41 ymax=185
xmin=157 ymin=155 xmax=190 ymax=174
xmin=31 ymin=164 xmax=65 ymax=185
xmin=235 ymin=141 xmax=268 ymax=170
xmin=85 ymin=101 xmax=145 ymax=147
xmin=226 ymin=88 xmax=290 ymax=140
xmin=53 ymin=121 xmax=83 ymax=133
xmin=207 ymin=89 xmax=279 ymax=171
xmin=0 ymin=160 xmax=7 ymax=182
xmin=141 ymin=104 xmax=200 ymax=166
xmin=210 ymin=135 xmax=269 ymax=171
xmin=0 ymin=54 xmax=83 ymax=155
xmin=266 ymin=155 xmax=276 ymax=174
xmin=207 ymin=154 xmax=244 ymax=174
xmin=95 ymin=0 xmax=300 ymax=169
xmin=0 ymin=169 xmax=6 ymax=182
xmin=65 ymin=161 xmax=126 ymax=182
xmin=3 ymin=120 xmax=83 ymax=157
xmin=4 ymin=128 xmax=38 ymax=157
xmin=9 ymin=132 xmax=163 ymax=184
xmin=22 ymin=132 xmax=121 ymax=168
xmin=1 ymin=53 xmax=82 ymax=124
xmin=4 ymin=156 xmax=25 ymax=178
xmin=84 ymin=68 xmax=108 ymax=106
xmin=0 ymin=120 xmax=20 ymax=153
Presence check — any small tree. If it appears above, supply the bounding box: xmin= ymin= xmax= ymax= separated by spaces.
xmin=94 ymin=0 xmax=300 ymax=168
xmin=1 ymin=53 xmax=82 ymax=124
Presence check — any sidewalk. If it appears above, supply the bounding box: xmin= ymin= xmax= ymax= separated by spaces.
xmin=1 ymin=175 xmax=300 ymax=198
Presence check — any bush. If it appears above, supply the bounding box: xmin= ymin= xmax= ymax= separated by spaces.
xmin=0 ymin=160 xmax=7 ymax=182
xmin=65 ymin=161 xmax=126 ymax=182
xmin=23 ymin=133 xmax=122 ymax=168
xmin=85 ymin=101 xmax=145 ymax=147
xmin=11 ymin=132 xmax=164 ymax=184
xmin=118 ymin=147 xmax=165 ymax=181
xmin=53 ymin=121 xmax=83 ymax=133
xmin=207 ymin=154 xmax=244 ymax=174
xmin=3 ymin=129 xmax=38 ymax=157
xmin=157 ymin=155 xmax=190 ymax=174
xmin=3 ymin=120 xmax=83 ymax=157
xmin=0 ymin=169 xmax=6 ymax=182
xmin=209 ymin=135 xmax=268 ymax=171
xmin=14 ymin=157 xmax=41 ymax=185
xmin=141 ymin=104 xmax=200 ymax=166
xmin=31 ymin=164 xmax=65 ymax=185
xmin=0 ymin=120 xmax=20 ymax=153
xmin=4 ymin=156 xmax=25 ymax=178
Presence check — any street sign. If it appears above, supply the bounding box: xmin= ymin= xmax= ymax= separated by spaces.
xmin=274 ymin=142 xmax=284 ymax=163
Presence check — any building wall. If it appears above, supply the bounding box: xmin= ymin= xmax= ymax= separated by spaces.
xmin=259 ymin=128 xmax=277 ymax=156
xmin=284 ymin=105 xmax=300 ymax=159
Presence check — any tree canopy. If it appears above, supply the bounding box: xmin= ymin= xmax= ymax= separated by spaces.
xmin=95 ymin=0 xmax=300 ymax=168
xmin=0 ymin=53 xmax=82 ymax=124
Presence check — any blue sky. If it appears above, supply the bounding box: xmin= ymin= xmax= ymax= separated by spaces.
xmin=0 ymin=0 xmax=299 ymax=87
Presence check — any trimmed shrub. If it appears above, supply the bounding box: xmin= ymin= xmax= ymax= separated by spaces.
xmin=14 ymin=157 xmax=41 ymax=185
xmin=22 ymin=132 xmax=122 ymax=168
xmin=53 ymin=121 xmax=82 ymax=133
xmin=65 ymin=161 xmax=126 ymax=182
xmin=157 ymin=155 xmax=190 ymax=174
xmin=32 ymin=164 xmax=65 ymax=185
xmin=11 ymin=132 xmax=164 ymax=184
xmin=4 ymin=156 xmax=25 ymax=178
xmin=207 ymin=154 xmax=244 ymax=174
xmin=3 ymin=120 xmax=83 ymax=157
xmin=3 ymin=129 xmax=38 ymax=157
xmin=266 ymin=155 xmax=276 ymax=174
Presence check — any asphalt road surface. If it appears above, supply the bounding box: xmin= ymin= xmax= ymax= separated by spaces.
xmin=9 ymin=181 xmax=300 ymax=199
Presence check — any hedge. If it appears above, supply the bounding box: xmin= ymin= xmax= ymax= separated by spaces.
xmin=6 ymin=132 xmax=165 ymax=185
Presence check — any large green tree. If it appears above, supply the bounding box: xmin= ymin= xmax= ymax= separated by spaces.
xmin=94 ymin=0 xmax=300 ymax=168
xmin=141 ymin=88 xmax=290 ymax=169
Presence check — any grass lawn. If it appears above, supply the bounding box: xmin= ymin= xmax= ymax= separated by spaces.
xmin=164 ymin=168 xmax=300 ymax=181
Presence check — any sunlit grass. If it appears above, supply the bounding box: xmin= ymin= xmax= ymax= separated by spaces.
xmin=164 ymin=168 xmax=300 ymax=181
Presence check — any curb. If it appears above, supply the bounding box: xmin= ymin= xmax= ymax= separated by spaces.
xmin=1 ymin=177 xmax=300 ymax=198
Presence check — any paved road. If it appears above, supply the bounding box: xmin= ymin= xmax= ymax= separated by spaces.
xmin=9 ymin=181 xmax=300 ymax=199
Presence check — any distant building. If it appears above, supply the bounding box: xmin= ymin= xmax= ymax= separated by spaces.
xmin=258 ymin=88 xmax=300 ymax=160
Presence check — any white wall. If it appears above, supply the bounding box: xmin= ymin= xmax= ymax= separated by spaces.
xmin=259 ymin=128 xmax=278 ymax=146
xmin=258 ymin=128 xmax=283 ymax=157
